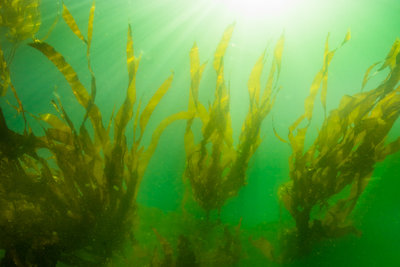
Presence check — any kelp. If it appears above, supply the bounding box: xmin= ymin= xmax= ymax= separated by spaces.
xmin=184 ymin=25 xmax=284 ymax=213
xmin=0 ymin=0 xmax=41 ymax=66
xmin=0 ymin=46 xmax=11 ymax=97
xmin=2 ymin=1 xmax=400 ymax=265
xmin=278 ymin=35 xmax=400 ymax=259
xmin=0 ymin=0 xmax=41 ymax=43
xmin=0 ymin=2 xmax=176 ymax=265
xmin=149 ymin=220 xmax=241 ymax=267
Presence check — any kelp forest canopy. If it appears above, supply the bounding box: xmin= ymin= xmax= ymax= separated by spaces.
xmin=1 ymin=0 xmax=400 ymax=266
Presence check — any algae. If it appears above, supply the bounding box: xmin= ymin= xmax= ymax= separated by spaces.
xmin=0 ymin=1 xmax=399 ymax=266
xmin=184 ymin=25 xmax=284 ymax=214
xmin=278 ymin=34 xmax=400 ymax=260
xmin=0 ymin=2 xmax=177 ymax=265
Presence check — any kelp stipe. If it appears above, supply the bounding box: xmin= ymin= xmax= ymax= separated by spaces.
xmin=278 ymin=34 xmax=400 ymax=260
xmin=184 ymin=25 xmax=284 ymax=215
xmin=0 ymin=2 xmax=177 ymax=265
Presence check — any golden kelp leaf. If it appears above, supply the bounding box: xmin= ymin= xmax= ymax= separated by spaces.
xmin=40 ymin=113 xmax=70 ymax=132
xmin=261 ymin=36 xmax=284 ymax=105
xmin=248 ymin=52 xmax=265 ymax=106
xmin=138 ymin=111 xmax=191 ymax=184
xmin=272 ymin=124 xmax=288 ymax=144
xmin=321 ymin=31 xmax=349 ymax=115
xmin=84 ymin=1 xmax=97 ymax=128
xmin=106 ymin=104 xmax=116 ymax=135
xmin=189 ymin=43 xmax=207 ymax=112
xmin=87 ymin=1 xmax=96 ymax=52
xmin=305 ymin=70 xmax=324 ymax=120
xmin=45 ymin=128 xmax=74 ymax=145
xmin=361 ymin=62 xmax=380 ymax=91
xmin=79 ymin=124 xmax=95 ymax=155
xmin=139 ymin=73 xmax=173 ymax=136
xmin=184 ymin=125 xmax=196 ymax=156
xmin=29 ymin=41 xmax=106 ymax=144
xmin=379 ymin=38 xmax=400 ymax=71
xmin=320 ymin=35 xmax=333 ymax=117
xmin=114 ymin=27 xmax=140 ymax=143
xmin=132 ymin=99 xmax=141 ymax=142
xmin=320 ymin=72 xmax=329 ymax=117
xmin=288 ymin=122 xmax=307 ymax=156
xmin=185 ymin=28 xmax=283 ymax=212
xmin=213 ymin=24 xmax=235 ymax=72
xmin=126 ymin=24 xmax=135 ymax=85
xmin=29 ymin=42 xmax=90 ymax=108
xmin=0 ymin=46 xmax=11 ymax=96
xmin=195 ymin=102 xmax=209 ymax=125
xmin=52 ymin=95 xmax=77 ymax=133
xmin=341 ymin=29 xmax=351 ymax=46
xmin=274 ymin=34 xmax=285 ymax=77
xmin=9 ymin=84 xmax=27 ymax=130
xmin=62 ymin=4 xmax=87 ymax=44
xmin=189 ymin=43 xmax=200 ymax=81
xmin=290 ymin=32 xmax=346 ymax=145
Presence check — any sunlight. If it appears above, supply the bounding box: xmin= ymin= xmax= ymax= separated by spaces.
xmin=217 ymin=0 xmax=295 ymax=18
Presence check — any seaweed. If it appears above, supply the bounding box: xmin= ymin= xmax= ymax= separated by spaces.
xmin=0 ymin=0 xmax=41 ymax=67
xmin=184 ymin=25 xmax=284 ymax=214
xmin=0 ymin=45 xmax=11 ymax=97
xmin=2 ymin=1 xmax=400 ymax=265
xmin=278 ymin=34 xmax=400 ymax=259
xmin=0 ymin=2 xmax=179 ymax=265
xmin=0 ymin=0 xmax=41 ymax=43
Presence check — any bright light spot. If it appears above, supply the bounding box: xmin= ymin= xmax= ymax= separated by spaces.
xmin=217 ymin=0 xmax=295 ymax=19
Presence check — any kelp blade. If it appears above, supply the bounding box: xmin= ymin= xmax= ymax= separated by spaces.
xmin=29 ymin=41 xmax=106 ymax=144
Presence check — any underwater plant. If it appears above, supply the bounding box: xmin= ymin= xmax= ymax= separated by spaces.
xmin=184 ymin=25 xmax=284 ymax=215
xmin=0 ymin=0 xmax=41 ymax=66
xmin=0 ymin=0 xmax=41 ymax=43
xmin=0 ymin=2 xmax=179 ymax=265
xmin=278 ymin=34 xmax=400 ymax=259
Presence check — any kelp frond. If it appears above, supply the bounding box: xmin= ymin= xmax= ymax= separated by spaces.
xmin=0 ymin=46 xmax=11 ymax=97
xmin=0 ymin=2 xmax=176 ymax=265
xmin=184 ymin=25 xmax=285 ymax=213
xmin=0 ymin=0 xmax=41 ymax=43
xmin=279 ymin=33 xmax=400 ymax=259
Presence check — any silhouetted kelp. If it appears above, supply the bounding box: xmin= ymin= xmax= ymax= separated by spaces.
xmin=277 ymin=34 xmax=400 ymax=260
xmin=184 ymin=25 xmax=284 ymax=215
xmin=0 ymin=2 xmax=178 ymax=266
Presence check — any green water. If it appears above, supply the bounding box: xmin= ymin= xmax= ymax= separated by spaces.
xmin=1 ymin=0 xmax=400 ymax=266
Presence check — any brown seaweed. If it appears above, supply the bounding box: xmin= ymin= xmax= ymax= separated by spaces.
xmin=0 ymin=0 xmax=41 ymax=43
xmin=278 ymin=35 xmax=400 ymax=259
xmin=184 ymin=25 xmax=284 ymax=214
xmin=0 ymin=2 xmax=178 ymax=265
